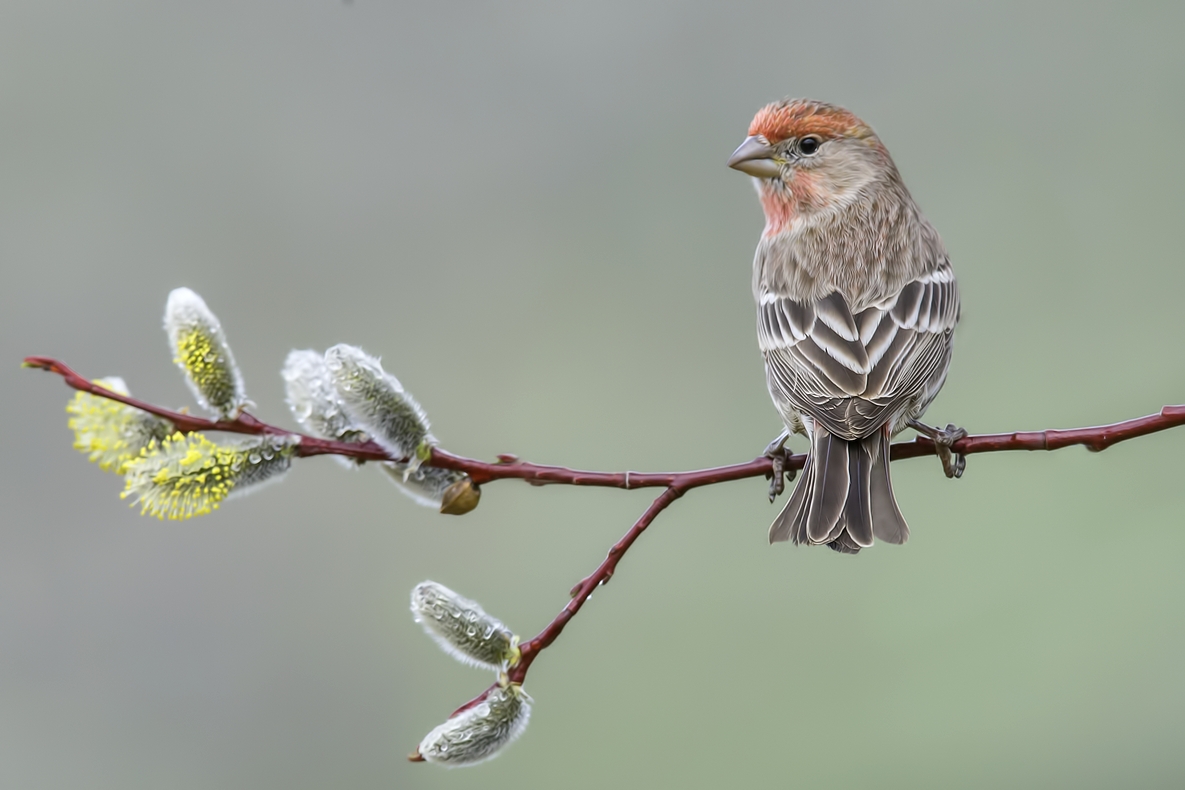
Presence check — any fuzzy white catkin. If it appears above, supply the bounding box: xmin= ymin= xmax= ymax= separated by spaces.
xmin=164 ymin=287 xmax=247 ymax=418
xmin=323 ymin=344 xmax=433 ymax=461
xmin=416 ymin=684 xmax=532 ymax=767
xmin=410 ymin=581 xmax=519 ymax=670
xmin=281 ymin=349 xmax=370 ymax=468
xmin=283 ymin=348 xmax=472 ymax=506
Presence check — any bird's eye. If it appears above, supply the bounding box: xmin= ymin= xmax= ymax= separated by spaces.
xmin=797 ymin=136 xmax=821 ymax=156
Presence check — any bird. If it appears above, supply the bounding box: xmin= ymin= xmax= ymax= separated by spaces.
xmin=728 ymin=98 xmax=962 ymax=554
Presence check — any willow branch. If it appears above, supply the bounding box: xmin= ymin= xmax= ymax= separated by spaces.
xmin=25 ymin=355 xmax=1185 ymax=489
xmin=23 ymin=354 xmax=1185 ymax=715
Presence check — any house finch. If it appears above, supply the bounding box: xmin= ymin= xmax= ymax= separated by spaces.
xmin=728 ymin=99 xmax=961 ymax=554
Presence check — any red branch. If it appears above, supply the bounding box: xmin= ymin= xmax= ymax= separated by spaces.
xmin=510 ymin=485 xmax=684 ymax=682
xmin=28 ymin=355 xmax=1184 ymax=490
xmin=23 ymin=354 xmax=1185 ymax=736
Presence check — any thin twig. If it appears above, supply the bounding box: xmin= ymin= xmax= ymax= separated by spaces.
xmin=510 ymin=485 xmax=684 ymax=682
xmin=446 ymin=486 xmax=685 ymax=720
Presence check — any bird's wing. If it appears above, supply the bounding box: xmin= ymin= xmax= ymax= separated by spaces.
xmin=758 ymin=259 xmax=959 ymax=440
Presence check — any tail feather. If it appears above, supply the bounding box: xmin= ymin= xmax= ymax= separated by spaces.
xmin=827 ymin=531 xmax=863 ymax=554
xmin=769 ymin=427 xmax=906 ymax=553
xmin=844 ymin=438 xmax=874 ymax=548
xmin=769 ymin=451 xmax=811 ymax=544
xmin=806 ymin=431 xmax=850 ymax=545
xmin=870 ymin=430 xmax=910 ymax=544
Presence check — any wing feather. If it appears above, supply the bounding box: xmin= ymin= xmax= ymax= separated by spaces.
xmin=915 ymin=286 xmax=934 ymax=332
xmin=815 ymin=292 xmax=860 ymax=341
xmin=856 ymin=308 xmax=885 ymax=345
xmin=891 ymin=281 xmax=924 ymax=327
xmin=758 ymin=258 xmax=959 ymax=439
xmin=785 ymin=299 xmax=814 ymax=339
xmin=792 ymin=336 xmax=867 ymax=397
xmin=808 ymin=320 xmax=869 ymax=374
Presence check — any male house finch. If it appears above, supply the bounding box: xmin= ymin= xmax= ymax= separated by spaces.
xmin=728 ymin=99 xmax=962 ymax=554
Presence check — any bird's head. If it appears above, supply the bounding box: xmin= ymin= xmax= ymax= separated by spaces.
xmin=728 ymin=99 xmax=895 ymax=235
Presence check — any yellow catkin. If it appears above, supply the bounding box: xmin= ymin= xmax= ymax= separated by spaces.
xmin=165 ymin=288 xmax=246 ymax=418
xmin=65 ymin=378 xmax=172 ymax=474
xmin=121 ymin=432 xmax=296 ymax=520
xmin=174 ymin=328 xmax=239 ymax=415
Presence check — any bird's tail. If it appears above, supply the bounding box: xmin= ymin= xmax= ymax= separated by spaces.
xmin=769 ymin=427 xmax=909 ymax=554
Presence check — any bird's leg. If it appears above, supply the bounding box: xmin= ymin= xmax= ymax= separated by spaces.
xmin=763 ymin=429 xmax=795 ymax=502
xmin=763 ymin=429 xmax=790 ymax=458
xmin=907 ymin=419 xmax=967 ymax=479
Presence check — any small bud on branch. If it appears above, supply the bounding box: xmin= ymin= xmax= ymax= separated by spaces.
xmin=381 ymin=463 xmax=478 ymax=513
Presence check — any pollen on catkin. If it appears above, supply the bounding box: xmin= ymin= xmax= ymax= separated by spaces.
xmin=323 ymin=344 xmax=433 ymax=461
xmin=410 ymin=581 xmax=520 ymax=671
xmin=66 ymin=377 xmax=174 ymax=474
xmin=164 ymin=287 xmax=247 ymax=419
xmin=121 ymin=431 xmax=298 ymax=520
xmin=413 ymin=682 xmax=532 ymax=767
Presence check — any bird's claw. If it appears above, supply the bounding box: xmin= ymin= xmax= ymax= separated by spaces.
xmin=768 ymin=454 xmax=786 ymax=502
xmin=909 ymin=420 xmax=967 ymax=479
xmin=934 ymin=423 xmax=968 ymax=479
xmin=763 ymin=430 xmax=795 ymax=502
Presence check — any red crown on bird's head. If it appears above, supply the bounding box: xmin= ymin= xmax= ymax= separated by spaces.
xmin=749 ymin=99 xmax=878 ymax=146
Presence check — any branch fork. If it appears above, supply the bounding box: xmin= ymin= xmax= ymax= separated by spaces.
xmin=23 ymin=353 xmax=1185 ymax=760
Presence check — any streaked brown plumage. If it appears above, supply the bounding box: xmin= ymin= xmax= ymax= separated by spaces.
xmin=729 ymin=99 xmax=959 ymax=554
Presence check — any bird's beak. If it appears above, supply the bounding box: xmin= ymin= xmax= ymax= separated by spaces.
xmin=727 ymin=135 xmax=781 ymax=179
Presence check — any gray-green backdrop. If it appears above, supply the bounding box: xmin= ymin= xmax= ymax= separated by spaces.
xmin=3 ymin=2 xmax=1184 ymax=788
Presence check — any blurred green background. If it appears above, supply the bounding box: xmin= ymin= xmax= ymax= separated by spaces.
xmin=3 ymin=2 xmax=1184 ymax=788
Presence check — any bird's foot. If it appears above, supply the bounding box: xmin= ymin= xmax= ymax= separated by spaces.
xmin=908 ymin=419 xmax=967 ymax=479
xmin=763 ymin=430 xmax=796 ymax=502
